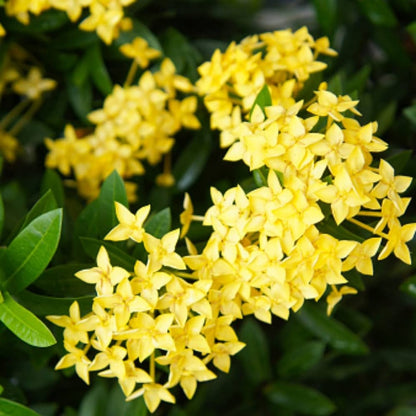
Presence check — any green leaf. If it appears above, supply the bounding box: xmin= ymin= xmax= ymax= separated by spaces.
xmin=0 ymin=398 xmax=41 ymax=416
xmin=1 ymin=209 xmax=62 ymax=293
xmin=345 ymin=65 xmax=371 ymax=95
xmin=34 ymin=263 xmax=93 ymax=297
xmin=160 ymin=27 xmax=202 ymax=81
xmin=387 ymin=406 xmax=416 ymax=416
xmin=359 ymin=0 xmax=398 ymax=27
xmin=75 ymin=199 xmax=100 ymax=239
xmin=96 ymin=171 xmax=128 ymax=238
xmin=265 ymin=381 xmax=336 ymax=415
xmin=19 ymin=190 xmax=57 ymax=232
xmin=296 ymin=303 xmax=369 ymax=355
xmin=0 ymin=193 xmax=4 ymax=241
xmin=404 ymin=104 xmax=416 ymax=126
xmin=312 ymin=0 xmax=338 ymax=38
xmin=249 ymin=84 xmax=272 ymax=118
xmin=407 ymin=21 xmax=416 ymax=44
xmin=15 ymin=290 xmax=93 ymax=316
xmin=144 ymin=208 xmax=171 ymax=238
xmin=80 ymin=237 xmax=136 ymax=271
xmin=377 ymin=100 xmax=397 ymax=135
xmin=173 ymin=127 xmax=212 ymax=192
xmin=41 ymin=169 xmax=65 ymax=208
xmin=387 ymin=150 xmax=413 ymax=174
xmin=114 ymin=18 xmax=161 ymax=52
xmin=252 ymin=167 xmax=269 ymax=187
xmin=277 ymin=341 xmax=326 ymax=378
xmin=238 ymin=318 xmax=272 ymax=385
xmin=53 ymin=28 xmax=98 ymax=50
xmin=0 ymin=291 xmax=56 ymax=347
xmin=86 ymin=44 xmax=113 ymax=96
xmin=400 ymin=275 xmax=416 ymax=298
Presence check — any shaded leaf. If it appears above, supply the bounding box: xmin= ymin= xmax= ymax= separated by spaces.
xmin=15 ymin=290 xmax=93 ymax=317
xmin=86 ymin=44 xmax=113 ymax=95
xmin=173 ymin=127 xmax=212 ymax=192
xmin=41 ymin=169 xmax=65 ymax=208
xmin=296 ymin=303 xmax=369 ymax=355
xmin=80 ymin=237 xmax=135 ymax=271
xmin=238 ymin=318 xmax=272 ymax=385
xmin=96 ymin=171 xmax=128 ymax=238
xmin=144 ymin=208 xmax=171 ymax=238
xmin=2 ymin=209 xmax=62 ymax=293
xmin=312 ymin=0 xmax=337 ymax=38
xmin=0 ymin=397 xmax=41 ymax=416
xmin=277 ymin=341 xmax=326 ymax=378
xmin=359 ymin=0 xmax=397 ymax=27
xmin=0 ymin=291 xmax=56 ymax=347
xmin=399 ymin=275 xmax=416 ymax=298
xmin=265 ymin=381 xmax=336 ymax=415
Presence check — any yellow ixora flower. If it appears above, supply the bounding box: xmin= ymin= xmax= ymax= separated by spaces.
xmin=120 ymin=37 xmax=161 ymax=68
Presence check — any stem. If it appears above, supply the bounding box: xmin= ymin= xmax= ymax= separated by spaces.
xmin=347 ymin=217 xmax=389 ymax=239
xmin=357 ymin=210 xmax=382 ymax=217
xmin=8 ymin=98 xmax=42 ymax=136
xmin=191 ymin=215 xmax=205 ymax=222
xmin=0 ymin=98 xmax=30 ymax=131
xmin=173 ymin=270 xmax=198 ymax=280
xmin=124 ymin=60 xmax=138 ymax=87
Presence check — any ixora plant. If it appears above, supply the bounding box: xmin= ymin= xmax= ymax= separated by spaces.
xmin=43 ymin=29 xmax=416 ymax=413
xmin=1 ymin=1 xmax=416 ymax=415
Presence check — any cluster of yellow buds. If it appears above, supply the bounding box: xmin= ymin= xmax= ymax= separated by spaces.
xmin=0 ymin=46 xmax=56 ymax=161
xmin=48 ymin=202 xmax=244 ymax=413
xmin=45 ymin=38 xmax=200 ymax=201
xmin=1 ymin=0 xmax=135 ymax=44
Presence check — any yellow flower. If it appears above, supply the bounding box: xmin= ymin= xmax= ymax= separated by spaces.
xmin=105 ymin=202 xmax=151 ymax=243
xmin=75 ymin=246 xmax=130 ymax=295
xmin=127 ymin=383 xmax=175 ymax=413
xmin=119 ymin=37 xmax=161 ymax=68
xmin=12 ymin=67 xmax=56 ymax=99
xmin=326 ymin=285 xmax=358 ymax=315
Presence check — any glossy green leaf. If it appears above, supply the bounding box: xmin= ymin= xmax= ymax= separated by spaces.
xmin=144 ymin=208 xmax=171 ymax=238
xmin=265 ymin=381 xmax=336 ymax=415
xmin=359 ymin=0 xmax=397 ymax=27
xmin=173 ymin=127 xmax=212 ymax=192
xmin=0 ymin=398 xmax=41 ymax=416
xmin=86 ymin=44 xmax=113 ymax=95
xmin=96 ymin=171 xmax=128 ymax=238
xmin=41 ymin=169 xmax=65 ymax=208
xmin=19 ymin=190 xmax=57 ymax=232
xmin=0 ymin=291 xmax=56 ymax=347
xmin=238 ymin=318 xmax=272 ymax=385
xmin=312 ymin=0 xmax=337 ymax=38
xmin=399 ymin=275 xmax=416 ymax=298
xmin=250 ymin=84 xmax=272 ymax=118
xmin=296 ymin=303 xmax=369 ymax=355
xmin=2 ymin=209 xmax=62 ymax=293
xmin=15 ymin=290 xmax=93 ymax=316
xmin=80 ymin=237 xmax=136 ymax=271
xmin=277 ymin=341 xmax=326 ymax=378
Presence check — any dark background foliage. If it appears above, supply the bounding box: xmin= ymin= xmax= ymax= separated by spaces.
xmin=1 ymin=0 xmax=416 ymax=415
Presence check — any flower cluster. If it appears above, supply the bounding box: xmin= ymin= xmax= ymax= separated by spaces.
xmin=0 ymin=46 xmax=56 ymax=162
xmin=45 ymin=39 xmax=200 ymax=201
xmin=1 ymin=0 xmax=134 ymax=44
xmin=196 ymin=26 xmax=336 ymax=132
xmin=194 ymin=29 xmax=416 ymax=316
xmin=48 ymin=203 xmax=244 ymax=412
